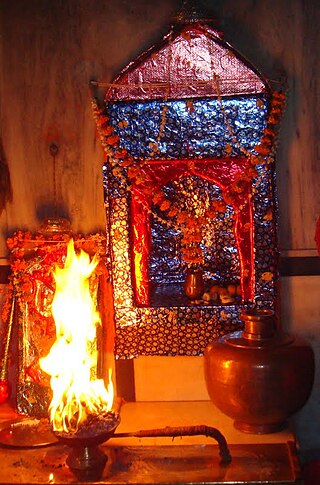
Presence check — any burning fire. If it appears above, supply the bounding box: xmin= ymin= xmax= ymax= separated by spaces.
xmin=40 ymin=239 xmax=114 ymax=433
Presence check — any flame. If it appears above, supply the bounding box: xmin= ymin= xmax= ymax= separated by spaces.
xmin=40 ymin=239 xmax=114 ymax=433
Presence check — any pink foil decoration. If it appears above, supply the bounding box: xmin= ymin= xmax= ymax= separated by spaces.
xmin=106 ymin=24 xmax=268 ymax=102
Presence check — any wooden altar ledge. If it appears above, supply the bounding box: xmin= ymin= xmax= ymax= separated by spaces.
xmin=0 ymin=401 xmax=302 ymax=484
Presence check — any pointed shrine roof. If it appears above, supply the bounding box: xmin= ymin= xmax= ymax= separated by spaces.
xmin=106 ymin=23 xmax=269 ymax=102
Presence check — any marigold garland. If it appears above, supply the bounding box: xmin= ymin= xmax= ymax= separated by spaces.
xmin=1 ymin=231 xmax=108 ymax=326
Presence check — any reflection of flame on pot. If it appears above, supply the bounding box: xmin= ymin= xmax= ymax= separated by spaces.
xmin=39 ymin=239 xmax=115 ymax=435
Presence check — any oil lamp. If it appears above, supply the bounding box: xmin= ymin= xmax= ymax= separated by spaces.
xmin=39 ymin=239 xmax=119 ymax=480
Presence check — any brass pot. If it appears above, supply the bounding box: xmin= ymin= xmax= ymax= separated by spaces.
xmin=204 ymin=309 xmax=315 ymax=434
xmin=184 ymin=270 xmax=204 ymax=300
xmin=38 ymin=217 xmax=72 ymax=236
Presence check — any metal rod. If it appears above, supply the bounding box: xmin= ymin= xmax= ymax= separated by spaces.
xmin=114 ymin=425 xmax=232 ymax=465
xmin=89 ymin=79 xmax=269 ymax=89
xmin=0 ymin=290 xmax=15 ymax=381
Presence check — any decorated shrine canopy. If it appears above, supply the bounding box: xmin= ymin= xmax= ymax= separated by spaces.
xmin=104 ymin=23 xmax=271 ymax=162
xmin=106 ymin=23 xmax=269 ymax=101
xmin=96 ymin=20 xmax=284 ymax=357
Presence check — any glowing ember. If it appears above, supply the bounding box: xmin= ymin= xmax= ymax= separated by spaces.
xmin=40 ymin=239 xmax=114 ymax=433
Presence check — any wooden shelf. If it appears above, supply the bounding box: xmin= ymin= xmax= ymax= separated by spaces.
xmin=0 ymin=401 xmax=302 ymax=484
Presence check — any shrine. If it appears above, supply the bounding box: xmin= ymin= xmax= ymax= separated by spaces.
xmin=93 ymin=16 xmax=283 ymax=358
xmin=0 ymin=1 xmax=318 ymax=484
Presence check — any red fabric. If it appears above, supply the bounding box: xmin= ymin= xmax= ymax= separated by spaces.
xmin=315 ymin=215 xmax=320 ymax=255
xmin=131 ymin=157 xmax=255 ymax=306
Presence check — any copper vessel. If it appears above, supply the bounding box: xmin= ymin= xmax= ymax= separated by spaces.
xmin=204 ymin=309 xmax=314 ymax=434
xmin=184 ymin=270 xmax=204 ymax=300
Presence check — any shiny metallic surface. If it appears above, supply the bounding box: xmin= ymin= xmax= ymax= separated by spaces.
xmin=241 ymin=308 xmax=275 ymax=340
xmin=55 ymin=413 xmax=120 ymax=481
xmin=0 ymin=417 xmax=57 ymax=448
xmin=204 ymin=309 xmax=315 ymax=434
xmin=102 ymin=21 xmax=278 ymax=358
xmin=66 ymin=445 xmax=108 ymax=481
xmin=184 ymin=270 xmax=205 ymax=300
xmin=172 ymin=0 xmax=217 ymax=25
xmin=107 ymin=24 xmax=268 ymax=101
xmin=38 ymin=217 xmax=72 ymax=236
xmin=107 ymin=97 xmax=268 ymax=160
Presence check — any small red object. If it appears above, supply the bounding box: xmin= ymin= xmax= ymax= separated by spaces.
xmin=0 ymin=379 xmax=11 ymax=404
xmin=315 ymin=215 xmax=320 ymax=255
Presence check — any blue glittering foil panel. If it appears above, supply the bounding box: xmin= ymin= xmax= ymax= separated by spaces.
xmin=103 ymin=166 xmax=135 ymax=309
xmin=102 ymin=89 xmax=279 ymax=357
xmin=252 ymin=163 xmax=278 ymax=301
xmin=107 ymin=96 xmax=268 ymax=160
xmin=114 ymin=300 xmax=274 ymax=358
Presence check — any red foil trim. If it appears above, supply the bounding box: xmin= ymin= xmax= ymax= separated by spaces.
xmin=131 ymin=187 xmax=152 ymax=306
xmin=131 ymin=157 xmax=254 ymax=306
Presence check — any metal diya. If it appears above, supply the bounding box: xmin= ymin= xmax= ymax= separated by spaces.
xmin=52 ymin=411 xmax=120 ymax=481
xmin=54 ymin=417 xmax=231 ymax=481
xmin=0 ymin=413 xmax=232 ymax=482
